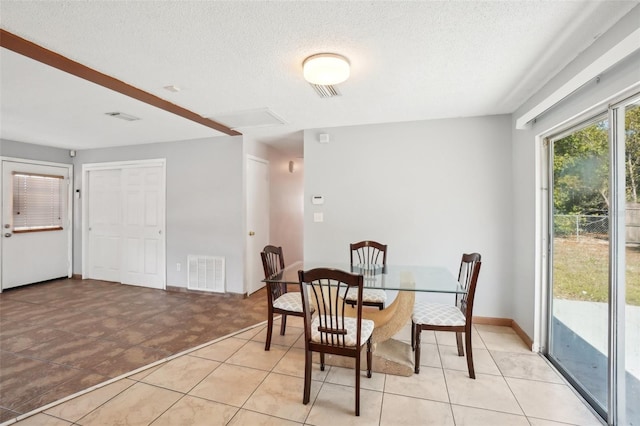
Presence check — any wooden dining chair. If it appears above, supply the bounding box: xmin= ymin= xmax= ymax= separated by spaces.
xmin=298 ymin=268 xmax=374 ymax=416
xmin=343 ymin=240 xmax=388 ymax=310
xmin=411 ymin=253 xmax=482 ymax=378
xmin=261 ymin=245 xmax=310 ymax=351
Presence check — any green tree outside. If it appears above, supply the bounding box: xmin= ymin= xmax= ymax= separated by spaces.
xmin=553 ymin=105 xmax=640 ymax=215
xmin=553 ymin=103 xmax=640 ymax=306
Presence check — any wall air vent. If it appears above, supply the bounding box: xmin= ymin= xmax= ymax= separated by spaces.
xmin=105 ymin=112 xmax=140 ymax=121
xmin=310 ymin=83 xmax=341 ymax=98
xmin=187 ymin=255 xmax=225 ymax=293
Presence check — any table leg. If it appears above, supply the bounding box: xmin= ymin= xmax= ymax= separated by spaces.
xmin=362 ymin=289 xmax=415 ymax=344
xmin=327 ymin=289 xmax=416 ymax=376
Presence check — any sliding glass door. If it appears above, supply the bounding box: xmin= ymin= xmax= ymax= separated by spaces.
xmin=549 ymin=114 xmax=610 ymax=417
xmin=547 ymin=95 xmax=639 ymax=425
xmin=622 ymin=101 xmax=639 ymax=425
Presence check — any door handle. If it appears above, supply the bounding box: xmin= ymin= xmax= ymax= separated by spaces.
xmin=249 ymin=231 xmax=255 ymax=236
xmin=4 ymin=233 xmax=11 ymax=238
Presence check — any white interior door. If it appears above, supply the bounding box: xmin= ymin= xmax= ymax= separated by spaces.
xmin=87 ymin=169 xmax=122 ymax=282
xmin=1 ymin=159 xmax=72 ymax=290
xmin=246 ymin=156 xmax=270 ymax=295
xmin=84 ymin=160 xmax=165 ymax=289
xmin=120 ymin=166 xmax=165 ymax=289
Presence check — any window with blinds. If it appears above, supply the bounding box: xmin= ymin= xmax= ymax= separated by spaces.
xmin=12 ymin=172 xmax=64 ymax=232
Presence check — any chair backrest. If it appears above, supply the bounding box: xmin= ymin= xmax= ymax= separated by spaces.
xmin=261 ymin=245 xmax=285 ymax=279
xmin=350 ymin=240 xmax=387 ymax=267
xmin=261 ymin=245 xmax=286 ymax=304
xmin=298 ymin=268 xmax=364 ymax=348
xmin=456 ymin=253 xmax=482 ymax=318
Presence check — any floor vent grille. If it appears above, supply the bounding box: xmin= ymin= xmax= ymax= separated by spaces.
xmin=187 ymin=255 xmax=225 ymax=293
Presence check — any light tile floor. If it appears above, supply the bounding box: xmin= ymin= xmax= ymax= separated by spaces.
xmin=5 ymin=319 xmax=604 ymax=426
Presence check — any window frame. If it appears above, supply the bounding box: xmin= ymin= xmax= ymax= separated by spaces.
xmin=12 ymin=171 xmax=65 ymax=233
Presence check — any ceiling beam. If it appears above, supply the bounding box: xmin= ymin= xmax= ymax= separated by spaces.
xmin=0 ymin=29 xmax=241 ymax=136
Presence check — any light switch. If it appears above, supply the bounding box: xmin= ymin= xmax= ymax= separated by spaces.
xmin=313 ymin=212 xmax=324 ymax=223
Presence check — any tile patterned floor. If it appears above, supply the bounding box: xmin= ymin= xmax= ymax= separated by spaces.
xmin=0 ymin=279 xmax=267 ymax=423
xmin=5 ymin=315 xmax=604 ymax=425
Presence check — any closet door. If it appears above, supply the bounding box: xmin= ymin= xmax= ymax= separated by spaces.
xmin=120 ymin=166 xmax=165 ymax=289
xmin=85 ymin=161 xmax=165 ymax=289
xmin=87 ymin=169 xmax=122 ymax=283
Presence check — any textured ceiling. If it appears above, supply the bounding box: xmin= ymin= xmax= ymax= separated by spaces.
xmin=1 ymin=1 xmax=638 ymax=156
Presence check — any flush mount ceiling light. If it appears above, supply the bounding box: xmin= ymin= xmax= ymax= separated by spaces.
xmin=303 ymin=53 xmax=350 ymax=85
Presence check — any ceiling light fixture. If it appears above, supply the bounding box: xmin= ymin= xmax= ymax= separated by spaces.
xmin=303 ymin=53 xmax=350 ymax=85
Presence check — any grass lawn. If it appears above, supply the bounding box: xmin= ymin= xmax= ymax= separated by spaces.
xmin=553 ymin=237 xmax=640 ymax=306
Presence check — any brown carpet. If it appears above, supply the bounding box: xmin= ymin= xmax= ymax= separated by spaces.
xmin=0 ymin=278 xmax=267 ymax=422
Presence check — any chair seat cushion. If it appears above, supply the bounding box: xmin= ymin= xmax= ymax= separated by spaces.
xmin=341 ymin=288 xmax=387 ymax=303
xmin=311 ymin=316 xmax=374 ymax=347
xmin=412 ymin=302 xmax=466 ymax=326
xmin=273 ymin=292 xmax=305 ymax=312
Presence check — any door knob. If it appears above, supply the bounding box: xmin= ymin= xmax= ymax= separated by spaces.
xmin=4 ymin=233 xmax=11 ymax=238
xmin=249 ymin=231 xmax=255 ymax=236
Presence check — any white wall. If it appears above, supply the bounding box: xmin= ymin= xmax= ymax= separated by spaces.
xmin=304 ymin=115 xmax=513 ymax=318
xmin=510 ymin=5 xmax=640 ymax=340
xmin=73 ymin=136 xmax=246 ymax=293
xmin=268 ymin=149 xmax=304 ymax=264
xmin=1 ymin=139 xmax=73 ymax=164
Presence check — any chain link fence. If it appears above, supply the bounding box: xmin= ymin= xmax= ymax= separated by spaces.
xmin=555 ymin=205 xmax=640 ymax=243
xmin=554 ymin=214 xmax=609 ymax=239
xmin=553 ymin=203 xmax=640 ymax=245
xmin=628 ymin=204 xmax=640 ymax=244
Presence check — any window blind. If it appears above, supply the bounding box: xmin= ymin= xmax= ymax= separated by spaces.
xmin=12 ymin=172 xmax=63 ymax=232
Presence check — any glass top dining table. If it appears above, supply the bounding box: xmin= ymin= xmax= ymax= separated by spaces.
xmin=263 ymin=261 xmax=465 ymax=294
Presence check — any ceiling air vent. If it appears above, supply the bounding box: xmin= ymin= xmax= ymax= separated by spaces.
xmin=208 ymin=107 xmax=286 ymax=130
xmin=310 ymin=84 xmax=341 ymax=98
xmin=105 ymin=112 xmax=140 ymax=121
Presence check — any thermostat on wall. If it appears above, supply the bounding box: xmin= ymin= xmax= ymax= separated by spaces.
xmin=312 ymin=195 xmax=324 ymax=205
